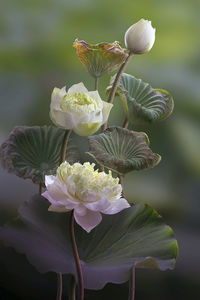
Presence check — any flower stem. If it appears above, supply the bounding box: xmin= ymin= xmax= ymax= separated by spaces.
xmin=69 ymin=275 xmax=76 ymax=300
xmin=123 ymin=118 xmax=129 ymax=129
xmin=108 ymin=52 xmax=133 ymax=104
xmin=57 ymin=129 xmax=72 ymax=300
xmin=56 ymin=273 xmax=63 ymax=300
xmin=60 ymin=130 xmax=72 ymax=164
xmin=128 ymin=266 xmax=135 ymax=300
xmin=69 ymin=210 xmax=84 ymax=300
xmin=102 ymin=52 xmax=133 ymax=131
xmin=39 ymin=182 xmax=43 ymax=195
xmin=95 ymin=77 xmax=99 ymax=90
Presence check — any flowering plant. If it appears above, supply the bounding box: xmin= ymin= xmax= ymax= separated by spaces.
xmin=0 ymin=18 xmax=177 ymax=300
xmin=43 ymin=162 xmax=130 ymax=232
xmin=50 ymin=82 xmax=113 ymax=136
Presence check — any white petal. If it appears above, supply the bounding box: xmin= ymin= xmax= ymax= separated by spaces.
xmin=67 ymin=82 xmax=88 ymax=94
xmin=50 ymin=109 xmax=76 ymax=129
xmin=51 ymin=87 xmax=66 ymax=110
xmin=135 ymin=25 xmax=155 ymax=52
xmin=43 ymin=177 xmax=79 ymax=207
xmin=84 ymin=198 xmax=111 ymax=211
xmin=102 ymin=101 xmax=113 ymax=123
xmin=45 ymin=175 xmax=56 ymax=187
xmin=103 ymin=198 xmax=130 ymax=215
xmin=42 ymin=190 xmax=77 ymax=210
xmin=73 ymin=122 xmax=101 ymax=136
xmin=74 ymin=209 xmax=102 ymax=233
xmin=74 ymin=205 xmax=87 ymax=216
xmin=42 ymin=190 xmax=61 ymax=207
xmin=65 ymin=176 xmax=76 ymax=196
xmin=81 ymin=190 xmax=100 ymax=203
xmin=88 ymin=91 xmax=103 ymax=108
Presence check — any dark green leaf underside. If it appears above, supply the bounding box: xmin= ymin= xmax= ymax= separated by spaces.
xmin=0 ymin=126 xmax=80 ymax=183
xmin=88 ymin=126 xmax=161 ymax=175
xmin=0 ymin=195 xmax=178 ymax=289
xmin=107 ymin=73 xmax=173 ymax=122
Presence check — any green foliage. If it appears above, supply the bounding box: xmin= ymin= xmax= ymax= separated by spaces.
xmin=0 ymin=195 xmax=178 ymax=289
xmin=88 ymin=126 xmax=161 ymax=175
xmin=0 ymin=126 xmax=80 ymax=184
xmin=107 ymin=73 xmax=173 ymax=123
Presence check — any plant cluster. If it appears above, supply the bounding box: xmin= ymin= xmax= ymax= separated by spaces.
xmin=0 ymin=19 xmax=178 ymax=300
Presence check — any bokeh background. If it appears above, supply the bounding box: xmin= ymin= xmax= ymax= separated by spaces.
xmin=0 ymin=0 xmax=200 ymax=299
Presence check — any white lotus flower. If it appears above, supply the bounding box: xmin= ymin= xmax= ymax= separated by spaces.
xmin=50 ymin=82 xmax=113 ymax=136
xmin=42 ymin=162 xmax=130 ymax=233
xmin=124 ymin=19 xmax=156 ymax=54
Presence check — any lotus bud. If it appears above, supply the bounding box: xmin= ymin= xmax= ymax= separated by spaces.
xmin=124 ymin=19 xmax=156 ymax=54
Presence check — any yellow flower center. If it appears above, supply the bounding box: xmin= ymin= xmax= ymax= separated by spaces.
xmin=57 ymin=162 xmax=121 ymax=202
xmin=60 ymin=92 xmax=100 ymax=114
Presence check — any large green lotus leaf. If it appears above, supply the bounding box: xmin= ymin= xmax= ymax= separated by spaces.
xmin=107 ymin=73 xmax=173 ymax=123
xmin=0 ymin=195 xmax=178 ymax=290
xmin=87 ymin=126 xmax=161 ymax=175
xmin=0 ymin=126 xmax=80 ymax=184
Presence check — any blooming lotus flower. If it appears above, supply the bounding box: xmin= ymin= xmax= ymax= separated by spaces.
xmin=73 ymin=40 xmax=128 ymax=78
xmin=50 ymin=82 xmax=113 ymax=136
xmin=42 ymin=162 xmax=130 ymax=232
xmin=124 ymin=19 xmax=156 ymax=54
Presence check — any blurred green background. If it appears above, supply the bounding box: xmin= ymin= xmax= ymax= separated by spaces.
xmin=0 ymin=0 xmax=200 ymax=299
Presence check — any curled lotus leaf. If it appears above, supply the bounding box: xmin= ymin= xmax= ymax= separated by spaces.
xmin=0 ymin=195 xmax=178 ymax=289
xmin=73 ymin=40 xmax=128 ymax=78
xmin=0 ymin=126 xmax=80 ymax=184
xmin=156 ymin=88 xmax=174 ymax=120
xmin=107 ymin=73 xmax=173 ymax=123
xmin=87 ymin=126 xmax=161 ymax=175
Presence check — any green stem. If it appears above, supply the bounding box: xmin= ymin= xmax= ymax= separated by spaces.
xmin=128 ymin=266 xmax=135 ymax=300
xmin=39 ymin=182 xmax=43 ymax=195
xmin=60 ymin=130 xmax=72 ymax=164
xmin=69 ymin=210 xmax=84 ymax=300
xmin=123 ymin=118 xmax=129 ymax=129
xmin=102 ymin=52 xmax=133 ymax=131
xmin=56 ymin=273 xmax=63 ymax=300
xmin=95 ymin=77 xmax=99 ymax=90
xmin=57 ymin=129 xmax=72 ymax=300
xmin=69 ymin=275 xmax=76 ymax=300
xmin=108 ymin=52 xmax=133 ymax=104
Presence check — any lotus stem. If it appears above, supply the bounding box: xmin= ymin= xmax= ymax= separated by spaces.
xmin=58 ymin=129 xmax=72 ymax=300
xmin=128 ymin=266 xmax=135 ymax=300
xmin=68 ymin=275 xmax=76 ymax=300
xmin=95 ymin=77 xmax=99 ymax=90
xmin=69 ymin=210 xmax=84 ymax=300
xmin=39 ymin=182 xmax=43 ymax=195
xmin=60 ymin=130 xmax=72 ymax=164
xmin=123 ymin=118 xmax=129 ymax=129
xmin=56 ymin=273 xmax=63 ymax=300
xmin=102 ymin=52 xmax=133 ymax=131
